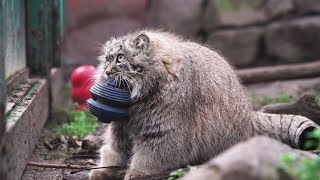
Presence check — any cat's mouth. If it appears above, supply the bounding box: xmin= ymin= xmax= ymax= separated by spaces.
xmin=106 ymin=73 xmax=135 ymax=91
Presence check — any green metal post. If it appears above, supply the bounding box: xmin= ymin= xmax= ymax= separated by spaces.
xmin=52 ymin=0 xmax=66 ymax=67
xmin=26 ymin=0 xmax=52 ymax=76
xmin=26 ymin=0 xmax=66 ymax=76
xmin=0 ymin=1 xmax=8 ymax=179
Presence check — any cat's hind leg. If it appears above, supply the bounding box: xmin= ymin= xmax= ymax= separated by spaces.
xmin=90 ymin=123 xmax=131 ymax=180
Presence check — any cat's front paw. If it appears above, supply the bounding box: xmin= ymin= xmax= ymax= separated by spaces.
xmin=89 ymin=169 xmax=116 ymax=180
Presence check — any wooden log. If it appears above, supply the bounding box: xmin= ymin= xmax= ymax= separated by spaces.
xmin=259 ymin=93 xmax=320 ymax=125
xmin=182 ymin=136 xmax=318 ymax=180
xmin=237 ymin=61 xmax=320 ymax=84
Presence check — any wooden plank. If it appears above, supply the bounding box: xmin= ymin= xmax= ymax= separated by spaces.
xmin=2 ymin=0 xmax=27 ymax=79
xmin=52 ymin=0 xmax=67 ymax=67
xmin=237 ymin=61 xmax=320 ymax=84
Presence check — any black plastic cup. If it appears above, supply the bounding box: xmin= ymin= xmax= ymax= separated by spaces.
xmin=87 ymin=77 xmax=131 ymax=123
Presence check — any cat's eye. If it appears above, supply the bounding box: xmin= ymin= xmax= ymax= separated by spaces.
xmin=117 ymin=54 xmax=124 ymax=63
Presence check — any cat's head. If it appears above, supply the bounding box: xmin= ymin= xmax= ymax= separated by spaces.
xmin=96 ymin=33 xmax=168 ymax=102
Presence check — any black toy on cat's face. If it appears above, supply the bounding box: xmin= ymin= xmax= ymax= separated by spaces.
xmin=87 ymin=77 xmax=131 ymax=123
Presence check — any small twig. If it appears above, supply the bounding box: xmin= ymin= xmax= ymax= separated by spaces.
xmin=70 ymin=166 xmax=124 ymax=174
xmin=27 ymin=162 xmax=122 ymax=174
xmin=69 ymin=154 xmax=98 ymax=159
xmin=27 ymin=162 xmax=90 ymax=169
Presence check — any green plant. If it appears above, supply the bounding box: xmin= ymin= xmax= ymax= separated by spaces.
xmin=255 ymin=93 xmax=293 ymax=106
xmin=280 ymin=129 xmax=320 ymax=180
xmin=280 ymin=153 xmax=320 ymax=180
xmin=167 ymin=166 xmax=197 ymax=180
xmin=304 ymin=128 xmax=320 ymax=150
xmin=59 ymin=110 xmax=99 ymax=138
xmin=168 ymin=169 xmax=184 ymax=180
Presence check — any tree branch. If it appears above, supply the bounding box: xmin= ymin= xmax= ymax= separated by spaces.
xmin=27 ymin=162 xmax=91 ymax=169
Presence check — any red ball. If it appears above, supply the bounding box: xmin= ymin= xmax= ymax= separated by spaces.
xmin=71 ymin=65 xmax=96 ymax=87
xmin=71 ymin=65 xmax=96 ymax=107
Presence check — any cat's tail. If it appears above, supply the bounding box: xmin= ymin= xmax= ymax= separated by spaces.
xmin=252 ymin=112 xmax=319 ymax=149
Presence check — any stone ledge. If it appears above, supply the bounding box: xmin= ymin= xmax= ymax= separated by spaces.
xmin=5 ymin=68 xmax=29 ymax=93
xmin=5 ymin=78 xmax=48 ymax=180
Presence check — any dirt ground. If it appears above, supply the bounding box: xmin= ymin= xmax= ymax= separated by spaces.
xmin=21 ymin=77 xmax=320 ymax=180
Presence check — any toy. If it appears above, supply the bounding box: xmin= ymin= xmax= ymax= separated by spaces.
xmin=71 ymin=65 xmax=96 ymax=109
xmin=87 ymin=77 xmax=131 ymax=123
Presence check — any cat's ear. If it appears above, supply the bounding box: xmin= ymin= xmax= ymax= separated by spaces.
xmin=133 ymin=33 xmax=149 ymax=51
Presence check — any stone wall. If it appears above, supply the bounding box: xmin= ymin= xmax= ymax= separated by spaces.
xmin=63 ymin=0 xmax=320 ymax=74
xmin=148 ymin=0 xmax=320 ymax=68
xmin=63 ymin=0 xmax=147 ymax=76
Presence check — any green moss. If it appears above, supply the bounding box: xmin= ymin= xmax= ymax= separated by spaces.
xmin=59 ymin=110 xmax=99 ymax=138
xmin=255 ymin=93 xmax=294 ymax=106
xmin=315 ymin=93 xmax=320 ymax=107
xmin=217 ymin=0 xmax=256 ymax=13
xmin=280 ymin=128 xmax=320 ymax=180
xmin=167 ymin=166 xmax=197 ymax=180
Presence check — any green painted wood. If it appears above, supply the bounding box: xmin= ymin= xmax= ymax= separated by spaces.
xmin=26 ymin=0 xmax=52 ymax=76
xmin=0 ymin=0 xmax=14 ymax=179
xmin=26 ymin=0 xmax=66 ymax=75
xmin=0 ymin=0 xmax=66 ymax=177
xmin=52 ymin=0 xmax=67 ymax=67
xmin=1 ymin=0 xmax=26 ymax=79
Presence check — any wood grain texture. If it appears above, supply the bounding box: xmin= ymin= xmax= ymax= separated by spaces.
xmin=237 ymin=61 xmax=320 ymax=84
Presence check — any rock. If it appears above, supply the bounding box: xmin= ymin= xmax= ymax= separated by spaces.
xmin=207 ymin=27 xmax=262 ymax=67
xmin=203 ymin=0 xmax=294 ymax=30
xmin=147 ymin=0 xmax=203 ymax=36
xmin=182 ymin=136 xmax=317 ymax=180
xmin=294 ymin=0 xmax=320 ymax=14
xmin=265 ymin=16 xmax=320 ymax=63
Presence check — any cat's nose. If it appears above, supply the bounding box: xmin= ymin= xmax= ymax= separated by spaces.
xmin=105 ymin=67 xmax=113 ymax=75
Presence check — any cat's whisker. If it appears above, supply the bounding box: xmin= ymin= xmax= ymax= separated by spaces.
xmin=94 ymin=41 xmax=108 ymax=53
xmin=119 ymin=74 xmax=122 ymax=88
xmin=123 ymin=76 xmax=132 ymax=93
xmin=108 ymin=71 xmax=139 ymax=93
xmin=115 ymin=75 xmax=120 ymax=89
xmin=80 ymin=75 xmax=97 ymax=89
